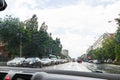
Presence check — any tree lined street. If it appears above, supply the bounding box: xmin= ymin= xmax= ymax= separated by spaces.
xmin=0 ymin=1 xmax=120 ymax=75
xmin=0 ymin=15 xmax=63 ymax=60
xmin=87 ymin=14 xmax=120 ymax=64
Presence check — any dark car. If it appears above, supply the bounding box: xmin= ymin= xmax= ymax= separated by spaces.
xmin=88 ymin=60 xmax=93 ymax=63
xmin=77 ymin=59 xmax=82 ymax=63
xmin=22 ymin=57 xmax=42 ymax=68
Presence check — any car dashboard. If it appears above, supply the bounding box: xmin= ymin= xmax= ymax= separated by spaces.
xmin=1 ymin=67 xmax=120 ymax=80
xmin=0 ymin=71 xmax=105 ymax=80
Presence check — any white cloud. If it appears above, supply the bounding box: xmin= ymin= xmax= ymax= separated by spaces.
xmin=36 ymin=1 xmax=120 ymax=58
xmin=1 ymin=0 xmax=120 ymax=58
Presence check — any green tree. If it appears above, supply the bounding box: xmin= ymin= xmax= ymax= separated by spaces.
xmin=0 ymin=15 xmax=22 ymax=58
xmin=0 ymin=14 xmax=63 ymax=59
xmin=114 ymin=14 xmax=120 ymax=62
xmin=24 ymin=14 xmax=38 ymax=31
xmin=23 ymin=14 xmax=40 ymax=57
xmin=51 ymin=38 xmax=62 ymax=56
xmin=102 ymin=37 xmax=115 ymax=61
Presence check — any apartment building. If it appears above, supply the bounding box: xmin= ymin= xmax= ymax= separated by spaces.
xmin=87 ymin=32 xmax=114 ymax=53
xmin=61 ymin=49 xmax=69 ymax=57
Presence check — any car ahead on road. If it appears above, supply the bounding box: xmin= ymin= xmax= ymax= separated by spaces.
xmin=7 ymin=57 xmax=25 ymax=67
xmin=41 ymin=58 xmax=52 ymax=66
xmin=77 ymin=59 xmax=82 ymax=63
xmin=22 ymin=57 xmax=42 ymax=68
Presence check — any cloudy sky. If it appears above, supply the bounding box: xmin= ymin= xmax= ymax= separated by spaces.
xmin=1 ymin=0 xmax=120 ymax=58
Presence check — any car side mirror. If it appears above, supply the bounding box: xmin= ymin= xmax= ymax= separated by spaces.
xmin=0 ymin=0 xmax=7 ymax=11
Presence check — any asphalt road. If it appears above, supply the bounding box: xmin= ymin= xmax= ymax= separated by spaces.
xmin=42 ymin=62 xmax=91 ymax=72
xmin=0 ymin=62 xmax=91 ymax=72
xmin=1 ymin=62 xmax=120 ymax=74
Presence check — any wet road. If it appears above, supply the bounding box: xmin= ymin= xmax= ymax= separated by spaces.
xmin=1 ymin=61 xmax=120 ymax=74
xmin=0 ymin=62 xmax=91 ymax=72
xmin=85 ymin=62 xmax=120 ymax=74
xmin=42 ymin=62 xmax=91 ymax=72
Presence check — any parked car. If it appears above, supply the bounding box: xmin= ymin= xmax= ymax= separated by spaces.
xmin=50 ymin=58 xmax=59 ymax=65
xmin=88 ymin=60 xmax=93 ymax=63
xmin=63 ymin=59 xmax=68 ymax=63
xmin=41 ymin=58 xmax=51 ymax=66
xmin=93 ymin=60 xmax=102 ymax=64
xmin=7 ymin=57 xmax=25 ymax=67
xmin=22 ymin=57 xmax=42 ymax=68
xmin=58 ymin=59 xmax=67 ymax=64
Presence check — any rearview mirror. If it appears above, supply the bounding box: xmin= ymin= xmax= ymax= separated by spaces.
xmin=0 ymin=0 xmax=7 ymax=11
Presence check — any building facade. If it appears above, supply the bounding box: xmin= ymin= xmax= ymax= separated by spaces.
xmin=87 ymin=32 xmax=114 ymax=53
xmin=0 ymin=42 xmax=7 ymax=61
xmin=61 ymin=49 xmax=69 ymax=57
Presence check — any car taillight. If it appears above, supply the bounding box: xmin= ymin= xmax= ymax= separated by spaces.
xmin=5 ymin=75 xmax=11 ymax=80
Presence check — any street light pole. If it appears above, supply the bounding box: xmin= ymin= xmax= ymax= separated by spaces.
xmin=20 ymin=32 xmax=22 ymax=57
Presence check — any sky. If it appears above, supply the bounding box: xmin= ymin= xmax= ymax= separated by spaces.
xmin=0 ymin=0 xmax=120 ymax=58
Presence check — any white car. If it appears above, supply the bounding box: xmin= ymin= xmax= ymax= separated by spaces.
xmin=7 ymin=57 xmax=25 ymax=67
xmin=41 ymin=58 xmax=52 ymax=66
xmin=50 ymin=58 xmax=59 ymax=65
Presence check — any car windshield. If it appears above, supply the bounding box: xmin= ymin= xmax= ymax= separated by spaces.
xmin=0 ymin=0 xmax=120 ymax=75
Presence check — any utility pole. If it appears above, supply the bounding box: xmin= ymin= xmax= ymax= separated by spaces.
xmin=20 ymin=32 xmax=22 ymax=57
